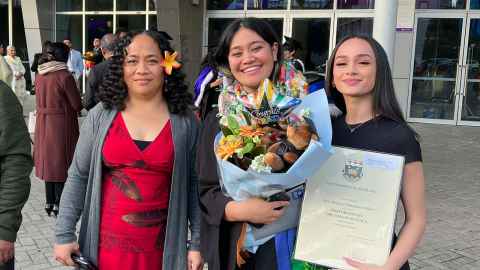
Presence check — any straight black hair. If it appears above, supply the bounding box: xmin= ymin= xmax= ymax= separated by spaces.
xmin=214 ymin=17 xmax=282 ymax=82
xmin=326 ymin=35 xmax=408 ymax=125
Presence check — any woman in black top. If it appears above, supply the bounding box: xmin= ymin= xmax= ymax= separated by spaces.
xmin=326 ymin=35 xmax=426 ymax=270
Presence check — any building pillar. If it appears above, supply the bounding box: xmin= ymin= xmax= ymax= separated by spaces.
xmin=155 ymin=0 xmax=204 ymax=88
xmin=21 ymin=0 xmax=43 ymax=67
xmin=373 ymin=0 xmax=398 ymax=66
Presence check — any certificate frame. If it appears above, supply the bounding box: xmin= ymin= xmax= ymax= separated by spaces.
xmin=293 ymin=146 xmax=405 ymax=270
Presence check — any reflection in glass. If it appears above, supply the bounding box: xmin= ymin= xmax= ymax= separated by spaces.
xmin=409 ymin=18 xmax=462 ymax=120
xmin=337 ymin=0 xmax=374 ymax=9
xmin=56 ymin=0 xmax=82 ymax=11
xmin=149 ymin=15 xmax=157 ymax=30
xmin=86 ymin=15 xmax=113 ymax=50
xmin=462 ymin=19 xmax=480 ymax=121
xmin=117 ymin=15 xmax=146 ymax=33
xmin=291 ymin=0 xmax=333 ymax=9
xmin=0 ymin=1 xmax=8 ymax=49
xmin=149 ymin=0 xmax=156 ymax=10
xmin=56 ymin=15 xmax=83 ymax=51
xmin=336 ymin=18 xmax=373 ymax=42
xmin=86 ymin=0 xmax=113 ymax=11
xmin=117 ymin=0 xmax=146 ymax=11
xmin=415 ymin=0 xmax=466 ymax=9
xmin=291 ymin=19 xmax=330 ymax=74
xmin=208 ymin=18 xmax=236 ymax=47
xmin=207 ymin=0 xmax=244 ymax=10
xmin=247 ymin=0 xmax=287 ymax=9
xmin=472 ymin=0 xmax=480 ymax=9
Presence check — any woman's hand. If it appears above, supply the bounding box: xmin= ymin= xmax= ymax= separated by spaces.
xmin=225 ymin=197 xmax=289 ymax=224
xmin=187 ymin=250 xmax=203 ymax=270
xmin=53 ymin=242 xmax=80 ymax=266
xmin=344 ymin=257 xmax=394 ymax=270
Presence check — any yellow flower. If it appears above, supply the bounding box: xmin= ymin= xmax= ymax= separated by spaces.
xmin=161 ymin=51 xmax=181 ymax=75
xmin=239 ymin=126 xmax=265 ymax=138
xmin=217 ymin=136 xmax=243 ymax=160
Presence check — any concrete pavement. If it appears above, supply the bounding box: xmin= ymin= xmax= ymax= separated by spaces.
xmin=12 ymin=95 xmax=480 ymax=269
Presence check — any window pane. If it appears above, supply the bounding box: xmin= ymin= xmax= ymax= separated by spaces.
xmin=471 ymin=0 xmax=480 ymax=9
xmin=149 ymin=0 xmax=156 ymax=10
xmin=208 ymin=18 xmax=236 ymax=47
xmin=149 ymin=15 xmax=157 ymax=30
xmin=0 ymin=1 xmax=8 ymax=48
xmin=336 ymin=18 xmax=373 ymax=42
xmin=337 ymin=0 xmax=374 ymax=9
xmin=56 ymin=15 xmax=83 ymax=51
xmin=86 ymin=0 xmax=113 ymax=11
xmin=415 ymin=0 xmax=466 ymax=9
xmin=86 ymin=15 xmax=113 ymax=50
xmin=247 ymin=0 xmax=287 ymax=9
xmin=117 ymin=0 xmax=146 ymax=11
xmin=207 ymin=0 xmax=244 ymax=10
xmin=56 ymin=0 xmax=82 ymax=11
xmin=117 ymin=15 xmax=146 ymax=33
xmin=265 ymin=19 xmax=283 ymax=40
xmin=291 ymin=18 xmax=330 ymax=74
xmin=409 ymin=18 xmax=462 ymax=120
xmin=291 ymin=0 xmax=333 ymax=9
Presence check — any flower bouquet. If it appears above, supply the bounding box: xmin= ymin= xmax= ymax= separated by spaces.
xmin=214 ymin=63 xmax=333 ymax=201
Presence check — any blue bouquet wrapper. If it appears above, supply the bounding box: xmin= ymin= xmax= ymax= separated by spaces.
xmin=215 ymin=89 xmax=333 ymax=201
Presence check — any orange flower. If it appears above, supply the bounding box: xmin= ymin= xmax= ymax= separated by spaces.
xmin=161 ymin=51 xmax=181 ymax=75
xmin=217 ymin=137 xmax=243 ymax=160
xmin=239 ymin=126 xmax=265 ymax=138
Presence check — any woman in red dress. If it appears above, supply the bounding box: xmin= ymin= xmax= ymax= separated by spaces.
xmin=53 ymin=31 xmax=203 ymax=270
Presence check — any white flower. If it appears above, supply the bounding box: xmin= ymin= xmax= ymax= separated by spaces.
xmin=249 ymin=154 xmax=272 ymax=173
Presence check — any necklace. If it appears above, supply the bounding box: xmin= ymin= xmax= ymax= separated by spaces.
xmin=345 ymin=119 xmax=372 ymax=133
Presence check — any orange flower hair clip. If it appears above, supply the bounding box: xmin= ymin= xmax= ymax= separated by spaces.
xmin=161 ymin=51 xmax=181 ymax=75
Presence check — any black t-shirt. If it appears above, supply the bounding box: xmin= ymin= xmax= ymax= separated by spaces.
xmin=332 ymin=116 xmax=422 ymax=164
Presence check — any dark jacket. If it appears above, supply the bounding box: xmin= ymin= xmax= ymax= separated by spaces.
xmin=198 ymin=108 xmax=242 ymax=270
xmin=84 ymin=59 xmax=110 ymax=110
xmin=0 ymin=81 xmax=33 ymax=242
xmin=34 ymin=68 xmax=83 ymax=182
xmin=31 ymin=53 xmax=42 ymax=73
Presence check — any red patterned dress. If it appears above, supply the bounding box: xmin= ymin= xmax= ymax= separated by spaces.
xmin=98 ymin=113 xmax=173 ymax=270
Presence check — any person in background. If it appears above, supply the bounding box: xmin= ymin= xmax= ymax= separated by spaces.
xmin=84 ymin=33 xmax=116 ymax=110
xmin=4 ymin=45 xmax=27 ymax=106
xmin=92 ymin=38 xmax=103 ymax=64
xmin=54 ymin=30 xmax=203 ymax=270
xmin=327 ymin=35 xmax=426 ymax=270
xmin=34 ymin=42 xmax=83 ymax=217
xmin=0 ymin=80 xmax=33 ymax=270
xmin=115 ymin=27 xmax=128 ymax=40
xmin=63 ymin=38 xmax=84 ymax=91
xmin=283 ymin=36 xmax=305 ymax=73
xmin=0 ymin=43 xmax=13 ymax=87
xmin=193 ymin=48 xmax=222 ymax=121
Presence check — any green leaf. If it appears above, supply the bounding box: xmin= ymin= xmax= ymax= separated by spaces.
xmin=237 ymin=142 xmax=255 ymax=157
xmin=220 ymin=125 xmax=233 ymax=136
xmin=241 ymin=111 xmax=252 ymax=125
xmin=227 ymin=115 xmax=240 ymax=134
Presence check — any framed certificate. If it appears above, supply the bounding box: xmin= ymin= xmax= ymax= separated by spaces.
xmin=294 ymin=146 xmax=405 ymax=270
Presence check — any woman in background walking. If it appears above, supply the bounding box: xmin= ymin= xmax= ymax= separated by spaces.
xmin=34 ymin=42 xmax=83 ymax=217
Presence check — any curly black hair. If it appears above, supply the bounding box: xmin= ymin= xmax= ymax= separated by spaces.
xmin=97 ymin=30 xmax=192 ymax=114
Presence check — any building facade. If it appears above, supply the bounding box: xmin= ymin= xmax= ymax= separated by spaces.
xmin=2 ymin=0 xmax=479 ymax=126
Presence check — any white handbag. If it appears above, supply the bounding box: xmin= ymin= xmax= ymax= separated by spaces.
xmin=28 ymin=110 xmax=36 ymax=133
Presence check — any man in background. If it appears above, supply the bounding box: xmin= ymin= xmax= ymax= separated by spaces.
xmin=84 ymin=33 xmax=116 ymax=110
xmin=63 ymin=38 xmax=84 ymax=92
xmin=0 ymin=80 xmax=32 ymax=270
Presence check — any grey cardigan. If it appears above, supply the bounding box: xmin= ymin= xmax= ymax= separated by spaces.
xmin=55 ymin=103 xmax=201 ymax=269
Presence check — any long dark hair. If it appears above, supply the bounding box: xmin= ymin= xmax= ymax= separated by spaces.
xmin=326 ymin=35 xmax=407 ymax=125
xmin=97 ymin=30 xmax=192 ymax=114
xmin=214 ymin=17 xmax=283 ymax=82
xmin=39 ymin=42 xmax=69 ymax=64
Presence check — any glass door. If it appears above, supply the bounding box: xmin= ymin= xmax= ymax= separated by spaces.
xmin=408 ymin=15 xmax=466 ymax=124
xmin=458 ymin=15 xmax=480 ymax=125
